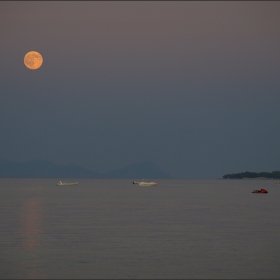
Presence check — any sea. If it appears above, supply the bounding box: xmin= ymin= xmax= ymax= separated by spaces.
xmin=0 ymin=178 xmax=280 ymax=279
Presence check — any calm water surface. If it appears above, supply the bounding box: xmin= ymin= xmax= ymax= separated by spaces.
xmin=0 ymin=178 xmax=280 ymax=279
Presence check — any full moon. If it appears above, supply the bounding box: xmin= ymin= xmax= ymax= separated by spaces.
xmin=24 ymin=51 xmax=43 ymax=70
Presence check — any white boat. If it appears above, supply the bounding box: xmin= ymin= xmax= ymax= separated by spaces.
xmin=133 ymin=181 xmax=158 ymax=186
xmin=57 ymin=181 xmax=78 ymax=186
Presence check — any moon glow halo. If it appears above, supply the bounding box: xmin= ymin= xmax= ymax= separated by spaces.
xmin=24 ymin=51 xmax=43 ymax=70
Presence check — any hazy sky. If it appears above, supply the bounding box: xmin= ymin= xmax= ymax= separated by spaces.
xmin=1 ymin=1 xmax=280 ymax=178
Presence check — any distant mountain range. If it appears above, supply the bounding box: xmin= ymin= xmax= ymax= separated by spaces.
xmin=0 ymin=159 xmax=171 ymax=179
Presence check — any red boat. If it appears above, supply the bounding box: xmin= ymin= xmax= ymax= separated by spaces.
xmin=252 ymin=188 xmax=268 ymax=194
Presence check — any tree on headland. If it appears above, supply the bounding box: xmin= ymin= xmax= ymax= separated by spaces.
xmin=223 ymin=171 xmax=280 ymax=179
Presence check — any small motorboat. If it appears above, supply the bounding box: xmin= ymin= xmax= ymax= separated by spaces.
xmin=57 ymin=181 xmax=78 ymax=186
xmin=252 ymin=188 xmax=268 ymax=194
xmin=133 ymin=181 xmax=158 ymax=186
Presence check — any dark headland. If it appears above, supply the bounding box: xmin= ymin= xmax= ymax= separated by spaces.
xmin=223 ymin=171 xmax=280 ymax=179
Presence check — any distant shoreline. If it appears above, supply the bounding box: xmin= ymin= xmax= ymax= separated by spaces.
xmin=223 ymin=171 xmax=280 ymax=179
xmin=224 ymin=178 xmax=278 ymax=180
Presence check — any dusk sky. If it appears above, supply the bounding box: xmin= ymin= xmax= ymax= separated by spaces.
xmin=1 ymin=1 xmax=280 ymax=178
